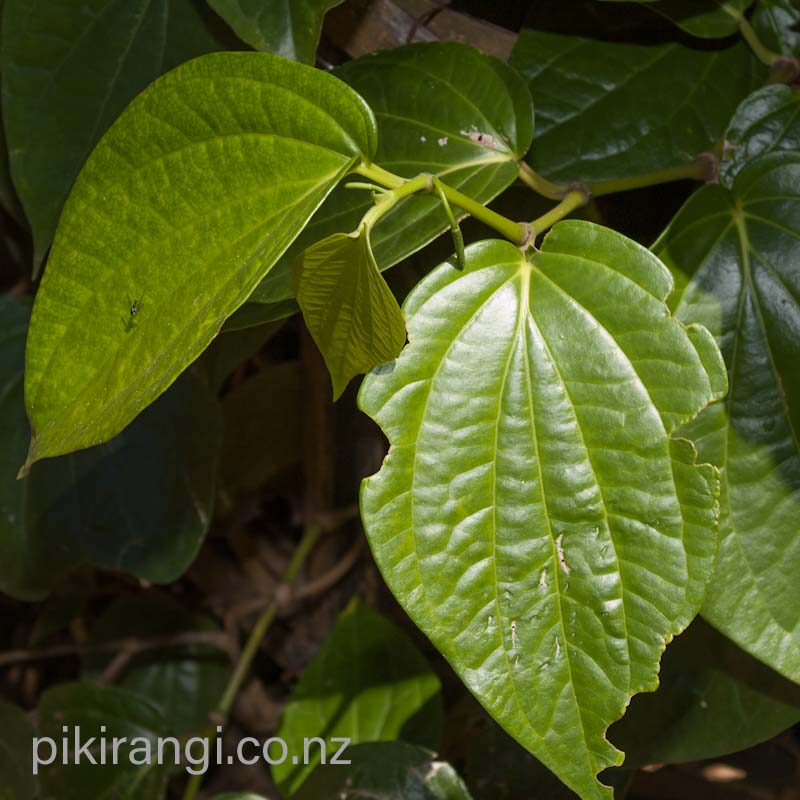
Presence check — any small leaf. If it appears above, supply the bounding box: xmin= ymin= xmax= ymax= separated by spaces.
xmin=22 ymin=51 xmax=376 ymax=467
xmin=208 ymin=0 xmax=344 ymax=62
xmin=359 ymin=229 xmax=725 ymax=800
xmin=0 ymin=700 xmax=37 ymax=800
xmin=655 ymin=151 xmax=800 ymax=683
xmin=273 ymin=600 xmax=443 ymax=797
xmin=249 ymin=41 xmax=534 ymax=310
xmin=510 ymin=27 xmax=763 ymax=183
xmin=611 ymin=618 xmax=800 ymax=766
xmin=38 ymin=683 xmax=173 ymax=800
xmin=721 ymin=84 xmax=800 ymax=186
xmin=1 ymin=0 xmax=224 ymax=269
xmin=294 ymin=742 xmax=473 ymax=800
xmin=294 ymin=227 xmax=406 ymax=399
xmin=752 ymin=0 xmax=800 ymax=56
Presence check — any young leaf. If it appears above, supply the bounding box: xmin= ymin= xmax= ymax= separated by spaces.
xmin=294 ymin=742 xmax=473 ymax=800
xmin=1 ymin=0 xmax=223 ymax=270
xmin=22 ymin=51 xmax=376 ymax=468
xmin=208 ymin=0 xmax=344 ymax=62
xmin=721 ymin=85 xmax=800 ymax=186
xmin=359 ymin=228 xmax=725 ymax=800
xmin=510 ymin=28 xmax=762 ymax=183
xmin=273 ymin=600 xmax=442 ymax=797
xmin=293 ymin=227 xmax=406 ymax=399
xmin=249 ymin=41 xmax=534 ymax=311
xmin=655 ymin=151 xmax=800 ymax=683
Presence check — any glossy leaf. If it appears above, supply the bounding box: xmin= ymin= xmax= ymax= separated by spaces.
xmin=208 ymin=0 xmax=343 ymax=62
xmin=294 ymin=742 xmax=473 ymax=800
xmin=655 ymin=151 xmax=800 ymax=682
xmin=0 ymin=296 xmax=223 ymax=600
xmin=753 ymin=0 xmax=800 ymax=56
xmin=359 ymin=229 xmax=725 ymax=800
xmin=510 ymin=29 xmax=762 ymax=183
xmin=249 ymin=42 xmax=534 ymax=310
xmin=294 ymin=228 xmax=407 ymax=398
xmin=212 ymin=796 xmax=270 ymax=800
xmin=721 ymin=84 xmax=800 ymax=186
xmin=1 ymin=0 xmax=223 ymax=269
xmin=598 ymin=0 xmax=755 ymax=38
xmin=22 ymin=51 xmax=376 ymax=468
xmin=0 ymin=700 xmax=37 ymax=800
xmin=273 ymin=600 xmax=443 ymax=797
xmin=610 ymin=618 xmax=800 ymax=766
xmin=38 ymin=683 xmax=173 ymax=800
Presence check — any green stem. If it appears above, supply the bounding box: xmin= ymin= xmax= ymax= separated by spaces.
xmin=518 ymin=161 xmax=568 ymax=200
xmin=181 ymin=524 xmax=323 ymax=800
xmin=355 ymin=162 xmax=530 ymax=246
xmin=734 ymin=9 xmax=782 ymax=66
xmin=530 ymin=190 xmax=588 ymax=236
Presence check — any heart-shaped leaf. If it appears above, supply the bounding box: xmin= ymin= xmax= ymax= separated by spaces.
xmin=273 ymin=600 xmax=442 ymax=797
xmin=721 ymin=85 xmax=800 ymax=186
xmin=208 ymin=0 xmax=344 ymax=62
xmin=294 ymin=227 xmax=407 ymax=398
xmin=1 ymin=0 xmax=224 ymax=270
xmin=22 ymin=51 xmax=376 ymax=468
xmin=249 ymin=42 xmax=534 ymax=313
xmin=510 ymin=28 xmax=762 ymax=183
xmin=655 ymin=151 xmax=800 ymax=683
xmin=359 ymin=227 xmax=725 ymax=800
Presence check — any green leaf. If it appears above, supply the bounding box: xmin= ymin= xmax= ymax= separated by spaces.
xmin=655 ymin=151 xmax=800 ymax=683
xmin=752 ymin=0 xmax=800 ymax=56
xmin=294 ymin=742 xmax=474 ymax=800
xmin=359 ymin=228 xmax=725 ymax=800
xmin=212 ymin=795 xmax=271 ymax=800
xmin=598 ymin=0 xmax=755 ymax=38
xmin=249 ymin=41 xmax=534 ymax=310
xmin=510 ymin=29 xmax=762 ymax=183
xmin=208 ymin=0 xmax=343 ymax=62
xmin=0 ymin=296 xmax=223 ymax=600
xmin=610 ymin=618 xmax=800 ymax=766
xmin=721 ymin=85 xmax=800 ymax=186
xmin=273 ymin=599 xmax=443 ymax=797
xmin=294 ymin=228 xmax=407 ymax=399
xmin=22 ymin=51 xmax=376 ymax=468
xmin=0 ymin=700 xmax=37 ymax=800
xmin=1 ymin=0 xmax=224 ymax=270
xmin=84 ymin=592 xmax=229 ymax=737
xmin=38 ymin=682 xmax=173 ymax=800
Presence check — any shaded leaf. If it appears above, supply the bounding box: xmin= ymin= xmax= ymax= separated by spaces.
xmin=250 ymin=42 xmax=534 ymax=310
xmin=0 ymin=700 xmax=37 ymax=800
xmin=359 ymin=229 xmax=725 ymax=800
xmin=38 ymin=683 xmax=173 ymax=800
xmin=753 ymin=0 xmax=800 ymax=56
xmin=0 ymin=296 xmax=223 ymax=600
xmin=610 ymin=618 xmax=800 ymax=766
xmin=273 ymin=599 xmax=443 ymax=797
xmin=209 ymin=0 xmax=343 ymax=62
xmin=721 ymin=84 xmax=800 ymax=186
xmin=294 ymin=742 xmax=473 ymax=800
xmin=655 ymin=151 xmax=800 ymax=682
xmin=510 ymin=29 xmax=762 ymax=183
xmin=294 ymin=228 xmax=407 ymax=399
xmin=22 ymin=51 xmax=376 ymax=468
xmin=1 ymin=0 xmax=224 ymax=269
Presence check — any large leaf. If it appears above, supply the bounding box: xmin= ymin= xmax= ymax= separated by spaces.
xmin=510 ymin=29 xmax=762 ymax=183
xmin=208 ymin=0 xmax=343 ymax=62
xmin=37 ymin=683 xmax=173 ymax=800
xmin=752 ymin=0 xmax=800 ymax=56
xmin=22 ymin=51 xmax=376 ymax=468
xmin=0 ymin=296 xmax=223 ymax=600
xmin=273 ymin=600 xmax=442 ymax=797
xmin=294 ymin=742 xmax=473 ymax=800
xmin=655 ymin=151 xmax=800 ymax=683
xmin=294 ymin=228 xmax=407 ymax=398
xmin=721 ymin=84 xmax=800 ymax=186
xmin=359 ymin=228 xmax=726 ymax=800
xmin=249 ymin=42 xmax=534 ymax=312
xmin=0 ymin=700 xmax=37 ymax=800
xmin=610 ymin=618 xmax=800 ymax=766
xmin=1 ymin=0 xmax=223 ymax=269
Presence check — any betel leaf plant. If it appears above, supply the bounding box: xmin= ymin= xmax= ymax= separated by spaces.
xmin=1 ymin=0 xmax=800 ymax=799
